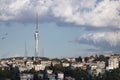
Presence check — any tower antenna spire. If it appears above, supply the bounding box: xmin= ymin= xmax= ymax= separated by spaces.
xmin=36 ymin=13 xmax=38 ymax=31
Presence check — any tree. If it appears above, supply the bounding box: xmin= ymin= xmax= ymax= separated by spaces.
xmin=0 ymin=69 xmax=20 ymax=80
xmin=84 ymin=57 xmax=89 ymax=62
xmin=97 ymin=68 xmax=120 ymax=80
xmin=75 ymin=56 xmax=82 ymax=62
xmin=54 ymin=64 xmax=62 ymax=71
xmin=41 ymin=57 xmax=50 ymax=61
xmin=52 ymin=58 xmax=61 ymax=62
xmin=99 ymin=55 xmax=105 ymax=61
xmin=94 ymin=55 xmax=99 ymax=61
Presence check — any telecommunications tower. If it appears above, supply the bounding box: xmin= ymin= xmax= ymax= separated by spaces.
xmin=34 ymin=14 xmax=39 ymax=61
xmin=24 ymin=41 xmax=27 ymax=60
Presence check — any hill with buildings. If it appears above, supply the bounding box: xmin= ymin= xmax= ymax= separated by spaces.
xmin=0 ymin=54 xmax=120 ymax=80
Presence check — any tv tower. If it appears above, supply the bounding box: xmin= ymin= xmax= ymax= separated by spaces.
xmin=34 ymin=14 xmax=39 ymax=61
xmin=24 ymin=41 xmax=27 ymax=60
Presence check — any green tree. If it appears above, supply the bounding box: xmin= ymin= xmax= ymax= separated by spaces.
xmin=54 ymin=64 xmax=62 ymax=71
xmin=84 ymin=57 xmax=89 ymax=62
xmin=75 ymin=56 xmax=82 ymax=62
xmin=99 ymin=55 xmax=105 ymax=61
xmin=52 ymin=58 xmax=61 ymax=62
xmin=0 ymin=69 xmax=20 ymax=80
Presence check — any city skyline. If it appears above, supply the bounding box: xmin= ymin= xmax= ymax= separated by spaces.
xmin=0 ymin=0 xmax=120 ymax=58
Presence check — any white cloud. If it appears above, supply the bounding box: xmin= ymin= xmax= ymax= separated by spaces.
xmin=77 ymin=31 xmax=120 ymax=53
xmin=90 ymin=0 xmax=120 ymax=27
xmin=78 ymin=32 xmax=120 ymax=46
xmin=0 ymin=0 xmax=120 ymax=28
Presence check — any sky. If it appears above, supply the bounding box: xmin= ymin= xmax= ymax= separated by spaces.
xmin=0 ymin=0 xmax=120 ymax=58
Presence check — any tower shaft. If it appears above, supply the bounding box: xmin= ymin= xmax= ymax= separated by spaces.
xmin=34 ymin=13 xmax=39 ymax=61
xmin=35 ymin=31 xmax=39 ymax=59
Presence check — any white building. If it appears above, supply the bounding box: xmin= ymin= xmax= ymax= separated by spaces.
xmin=66 ymin=58 xmax=75 ymax=62
xmin=20 ymin=73 xmax=34 ymax=80
xmin=71 ymin=62 xmax=84 ymax=68
xmin=19 ymin=66 xmax=27 ymax=72
xmin=25 ymin=61 xmax=34 ymax=70
xmin=97 ymin=61 xmax=105 ymax=69
xmin=41 ymin=61 xmax=51 ymax=66
xmin=34 ymin=64 xmax=45 ymax=71
xmin=57 ymin=72 xmax=64 ymax=80
xmin=62 ymin=63 xmax=70 ymax=67
xmin=106 ymin=55 xmax=119 ymax=70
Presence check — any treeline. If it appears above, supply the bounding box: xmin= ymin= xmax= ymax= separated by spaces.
xmin=0 ymin=69 xmax=20 ymax=80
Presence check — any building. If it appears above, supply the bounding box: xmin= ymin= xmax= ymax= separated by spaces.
xmin=57 ymin=72 xmax=64 ymax=80
xmin=62 ymin=62 xmax=70 ymax=67
xmin=97 ymin=61 xmax=105 ymax=69
xmin=20 ymin=73 xmax=34 ymax=80
xmin=35 ymin=64 xmax=45 ymax=71
xmin=106 ymin=55 xmax=119 ymax=70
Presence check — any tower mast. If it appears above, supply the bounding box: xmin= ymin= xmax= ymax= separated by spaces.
xmin=36 ymin=13 xmax=38 ymax=31
xmin=24 ymin=41 xmax=27 ymax=60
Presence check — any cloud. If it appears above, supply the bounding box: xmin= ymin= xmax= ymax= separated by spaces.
xmin=77 ymin=32 xmax=120 ymax=53
xmin=0 ymin=0 xmax=120 ymax=28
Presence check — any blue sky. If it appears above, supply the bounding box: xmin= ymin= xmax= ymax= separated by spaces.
xmin=0 ymin=22 xmax=91 ymax=58
xmin=0 ymin=0 xmax=120 ymax=58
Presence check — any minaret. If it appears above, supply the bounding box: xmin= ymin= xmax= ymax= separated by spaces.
xmin=34 ymin=14 xmax=39 ymax=61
